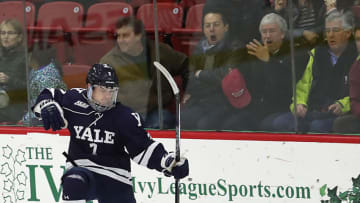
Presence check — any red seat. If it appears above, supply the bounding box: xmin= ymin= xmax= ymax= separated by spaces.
xmin=28 ymin=1 xmax=84 ymax=63
xmin=0 ymin=1 xmax=36 ymax=26
xmin=34 ymin=1 xmax=84 ymax=31
xmin=85 ymin=2 xmax=133 ymax=29
xmin=137 ymin=3 xmax=184 ymax=34
xmin=179 ymin=0 xmax=206 ymax=10
xmin=70 ymin=2 xmax=132 ymax=66
xmin=171 ymin=4 xmax=204 ymax=55
xmin=62 ymin=64 xmax=91 ymax=89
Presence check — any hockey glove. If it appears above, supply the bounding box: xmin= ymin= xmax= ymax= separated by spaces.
xmin=40 ymin=101 xmax=68 ymax=131
xmin=161 ymin=152 xmax=189 ymax=179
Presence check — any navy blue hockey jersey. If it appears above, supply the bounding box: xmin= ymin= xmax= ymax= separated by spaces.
xmin=33 ymin=88 xmax=168 ymax=186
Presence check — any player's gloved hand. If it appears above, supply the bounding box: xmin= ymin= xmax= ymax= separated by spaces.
xmin=40 ymin=102 xmax=68 ymax=131
xmin=161 ymin=152 xmax=189 ymax=179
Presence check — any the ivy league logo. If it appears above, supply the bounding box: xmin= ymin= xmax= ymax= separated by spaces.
xmin=1 ymin=145 xmax=28 ymax=203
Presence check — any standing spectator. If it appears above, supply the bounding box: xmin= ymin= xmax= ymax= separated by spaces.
xmin=246 ymin=13 xmax=308 ymax=131
xmin=333 ymin=24 xmax=360 ymax=133
xmin=272 ymin=11 xmax=357 ymax=133
xmin=0 ymin=19 xmax=27 ymax=124
xmin=22 ymin=43 xmax=67 ymax=125
xmin=100 ymin=16 xmax=188 ymax=129
xmin=293 ymin=0 xmax=325 ymax=49
xmin=181 ymin=8 xmax=254 ymax=130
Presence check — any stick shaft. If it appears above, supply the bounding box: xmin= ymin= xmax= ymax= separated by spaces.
xmin=175 ymin=93 xmax=180 ymax=203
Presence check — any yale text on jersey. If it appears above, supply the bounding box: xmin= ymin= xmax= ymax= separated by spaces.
xmin=74 ymin=126 xmax=115 ymax=144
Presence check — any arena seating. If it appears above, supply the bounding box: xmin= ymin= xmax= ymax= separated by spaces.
xmin=0 ymin=1 xmax=36 ymax=26
xmin=171 ymin=3 xmax=203 ymax=55
xmin=62 ymin=63 xmax=91 ymax=89
xmin=71 ymin=2 xmax=133 ymax=65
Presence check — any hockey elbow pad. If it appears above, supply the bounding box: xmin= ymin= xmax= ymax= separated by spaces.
xmin=161 ymin=152 xmax=189 ymax=179
xmin=37 ymin=100 xmax=68 ymax=131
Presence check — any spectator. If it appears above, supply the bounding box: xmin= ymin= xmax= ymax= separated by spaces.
xmin=204 ymin=0 xmax=267 ymax=44
xmin=332 ymin=24 xmax=360 ymax=133
xmin=246 ymin=13 xmax=308 ymax=131
xmin=0 ymin=19 xmax=27 ymax=124
xmin=293 ymin=0 xmax=325 ymax=49
xmin=100 ymin=16 xmax=188 ymax=129
xmin=181 ymin=8 xmax=254 ymax=131
xmin=22 ymin=43 xmax=67 ymax=125
xmin=272 ymin=11 xmax=357 ymax=133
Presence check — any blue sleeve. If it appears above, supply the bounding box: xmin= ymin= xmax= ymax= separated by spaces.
xmin=119 ymin=109 xmax=168 ymax=172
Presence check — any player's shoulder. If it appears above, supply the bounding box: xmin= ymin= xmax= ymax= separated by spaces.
xmin=62 ymin=88 xmax=92 ymax=111
xmin=111 ymin=103 xmax=144 ymax=126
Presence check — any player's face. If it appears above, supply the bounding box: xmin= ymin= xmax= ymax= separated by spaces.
xmin=325 ymin=20 xmax=351 ymax=56
xmin=116 ymin=25 xmax=143 ymax=56
xmin=260 ymin=23 xmax=284 ymax=53
xmin=0 ymin=24 xmax=21 ymax=49
xmin=203 ymin=13 xmax=229 ymax=45
xmin=90 ymin=85 xmax=118 ymax=107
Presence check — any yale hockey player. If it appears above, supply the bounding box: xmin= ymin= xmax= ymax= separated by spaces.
xmin=32 ymin=64 xmax=189 ymax=203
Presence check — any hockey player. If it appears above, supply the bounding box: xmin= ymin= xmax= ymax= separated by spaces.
xmin=32 ymin=64 xmax=189 ymax=203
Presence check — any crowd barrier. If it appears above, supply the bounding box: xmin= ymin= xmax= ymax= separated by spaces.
xmin=1 ymin=127 xmax=360 ymax=202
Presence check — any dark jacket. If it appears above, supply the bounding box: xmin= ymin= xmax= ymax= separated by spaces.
xmin=0 ymin=45 xmax=27 ymax=102
xmin=185 ymin=37 xmax=250 ymax=108
xmin=100 ymin=40 xmax=188 ymax=114
xmin=249 ymin=42 xmax=308 ymax=119
xmin=307 ymin=42 xmax=357 ymax=111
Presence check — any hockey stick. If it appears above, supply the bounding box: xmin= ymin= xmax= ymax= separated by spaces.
xmin=153 ymin=61 xmax=181 ymax=203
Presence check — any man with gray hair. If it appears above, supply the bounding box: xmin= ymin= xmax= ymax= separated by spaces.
xmin=271 ymin=10 xmax=357 ymax=133
xmin=245 ymin=13 xmax=308 ymax=131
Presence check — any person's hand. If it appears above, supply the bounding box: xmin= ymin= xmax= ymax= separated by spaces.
xmin=0 ymin=72 xmax=9 ymax=83
xmin=40 ymin=102 xmax=68 ymax=131
xmin=246 ymin=39 xmax=270 ymax=62
xmin=328 ymin=103 xmax=342 ymax=115
xmin=296 ymin=104 xmax=308 ymax=118
xmin=161 ymin=152 xmax=189 ymax=179
xmin=303 ymin=30 xmax=319 ymax=45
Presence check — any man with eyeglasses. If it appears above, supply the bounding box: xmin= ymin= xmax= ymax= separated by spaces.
xmin=271 ymin=10 xmax=357 ymax=133
xmin=244 ymin=13 xmax=308 ymax=131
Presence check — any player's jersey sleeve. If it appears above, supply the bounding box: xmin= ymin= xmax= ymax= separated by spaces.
xmin=117 ymin=108 xmax=168 ymax=173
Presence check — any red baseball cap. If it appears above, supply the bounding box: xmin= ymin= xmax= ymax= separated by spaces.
xmin=222 ymin=69 xmax=251 ymax=109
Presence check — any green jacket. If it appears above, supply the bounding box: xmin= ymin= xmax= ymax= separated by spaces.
xmin=290 ymin=43 xmax=357 ymax=113
xmin=100 ymin=40 xmax=188 ymax=114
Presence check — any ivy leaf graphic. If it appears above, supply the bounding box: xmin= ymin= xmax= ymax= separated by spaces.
xmin=3 ymin=179 xmax=14 ymax=192
xmin=16 ymin=190 xmax=25 ymax=200
xmin=320 ymin=184 xmax=328 ymax=197
xmin=339 ymin=191 xmax=349 ymax=200
xmin=16 ymin=172 xmax=27 ymax=186
xmin=0 ymin=163 xmax=12 ymax=176
xmin=15 ymin=149 xmax=26 ymax=165
xmin=2 ymin=145 xmax=12 ymax=159
xmin=353 ymin=175 xmax=360 ymax=188
xmin=3 ymin=195 xmax=13 ymax=203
